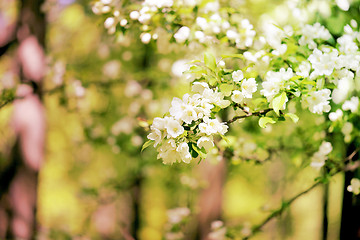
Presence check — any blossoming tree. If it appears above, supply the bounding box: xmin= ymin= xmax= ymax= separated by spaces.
xmin=90 ymin=0 xmax=360 ymax=239
xmin=1 ymin=0 xmax=360 ymax=239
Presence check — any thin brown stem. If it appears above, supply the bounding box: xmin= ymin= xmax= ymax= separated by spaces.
xmin=226 ymin=108 xmax=272 ymax=124
xmin=0 ymin=96 xmax=23 ymax=109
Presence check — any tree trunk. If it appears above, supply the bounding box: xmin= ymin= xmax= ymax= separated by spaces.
xmin=0 ymin=0 xmax=46 ymax=238
xmin=340 ymin=143 xmax=360 ymax=240
xmin=196 ymin=159 xmax=227 ymax=240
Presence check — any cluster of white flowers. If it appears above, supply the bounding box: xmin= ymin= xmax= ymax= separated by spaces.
xmin=143 ymin=0 xmax=173 ymax=9
xmin=92 ymin=0 xmax=129 ymax=34
xmin=174 ymin=26 xmax=191 ymax=43
xmin=167 ymin=207 xmax=190 ymax=224
xmin=133 ymin=0 xmax=173 ymax=24
xmin=208 ymin=220 xmax=227 ymax=240
xmin=147 ymin=82 xmax=230 ymax=164
xmin=342 ymin=96 xmax=359 ymax=113
xmin=233 ymin=19 xmax=257 ymax=49
xmin=310 ymin=141 xmax=332 ymax=170
xmin=92 ymin=0 xmax=113 ymax=15
xmin=342 ymin=121 xmax=353 ymax=143
xmin=300 ymin=24 xmax=360 ymax=108
xmin=347 ymin=178 xmax=360 ymax=195
xmin=94 ymin=0 xmax=259 ymax=49
xmin=165 ymin=207 xmax=191 ymax=240
xmin=231 ymin=70 xmax=258 ymax=104
xmin=328 ymin=109 xmax=343 ymax=121
xmin=307 ymin=47 xmax=359 ymax=84
xmin=302 ymin=89 xmax=331 ymax=114
xmin=195 ymin=14 xmax=256 ymax=48
xmin=261 ymin=68 xmax=293 ymax=102
xmin=337 ymin=24 xmax=359 ymax=55
xmin=196 ymin=14 xmax=229 ymax=36
xmin=298 ymin=23 xmax=331 ymax=49
xmin=308 ymin=48 xmax=338 ymax=78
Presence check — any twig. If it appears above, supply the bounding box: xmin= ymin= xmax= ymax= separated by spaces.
xmin=226 ymin=108 xmax=272 ymax=124
xmin=243 ymin=180 xmax=323 ymax=240
xmin=0 ymin=96 xmax=22 ymax=109
xmin=241 ymin=148 xmax=360 ymax=240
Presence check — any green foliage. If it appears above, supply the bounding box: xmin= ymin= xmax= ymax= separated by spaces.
xmin=258 ymin=117 xmax=276 ymax=128
xmin=204 ymin=52 xmax=217 ymax=72
xmin=272 ymin=92 xmax=287 ymax=116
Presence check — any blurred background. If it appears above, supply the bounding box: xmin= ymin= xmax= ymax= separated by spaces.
xmin=0 ymin=0 xmax=357 ymax=239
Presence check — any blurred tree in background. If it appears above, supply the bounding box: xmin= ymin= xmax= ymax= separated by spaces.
xmin=0 ymin=0 xmax=360 ymax=240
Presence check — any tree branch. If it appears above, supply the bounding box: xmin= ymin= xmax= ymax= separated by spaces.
xmin=0 ymin=96 xmax=23 ymax=109
xmin=241 ymin=148 xmax=360 ymax=240
xmin=226 ymin=108 xmax=272 ymax=124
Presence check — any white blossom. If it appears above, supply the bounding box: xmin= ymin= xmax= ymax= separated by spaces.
xmin=196 ymin=17 xmax=208 ymax=30
xmin=130 ymin=11 xmax=140 ymax=20
xmin=308 ymin=48 xmax=337 ymax=77
xmin=147 ymin=128 xmax=163 ymax=147
xmin=332 ymin=77 xmax=353 ymax=104
xmin=261 ymin=68 xmax=293 ymax=101
xmin=231 ymin=90 xmax=244 ymax=104
xmin=318 ymin=141 xmax=333 ymax=156
xmin=195 ymin=31 xmax=206 ymax=43
xmin=329 ymin=109 xmax=343 ymax=121
xmin=202 ymin=88 xmax=230 ymax=108
xmin=157 ymin=139 xmax=179 ymax=164
xmin=302 ymin=89 xmax=331 ymax=114
xmin=167 ymin=207 xmax=190 ymax=224
xmin=165 ymin=118 xmax=184 ymax=138
xmin=199 ymin=117 xmax=228 ymax=135
xmin=192 ymin=82 xmax=209 ymax=94
xmin=296 ymin=61 xmax=311 ymax=78
xmin=177 ymin=142 xmax=192 ymax=163
xmin=241 ymin=78 xmax=257 ymax=98
xmin=208 ymin=220 xmax=226 ymax=240
xmin=347 ymin=178 xmax=360 ymax=195
xmin=144 ymin=0 xmax=173 ymax=8
xmin=197 ymin=136 xmax=214 ymax=151
xmin=141 ymin=32 xmax=152 ymax=44
xmin=299 ymin=23 xmax=331 ymax=49
xmin=232 ymin=70 xmax=244 ymax=82
xmin=174 ymin=26 xmax=190 ymax=43
xmin=342 ymin=122 xmax=353 ymax=136
xmin=310 ymin=141 xmax=332 ymax=170
xmin=181 ymin=105 xmax=198 ymax=124
xmin=342 ymin=96 xmax=359 ymax=113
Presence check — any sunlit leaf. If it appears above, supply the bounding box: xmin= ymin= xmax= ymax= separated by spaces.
xmin=141 ymin=139 xmax=154 ymax=152
xmin=220 ymin=83 xmax=234 ymax=96
xmin=221 ymin=54 xmax=245 ymax=60
xmin=285 ymin=113 xmax=299 ymax=123
xmin=272 ymin=92 xmax=287 ymax=116
xmin=204 ymin=52 xmax=216 ymax=71
xmin=259 ymin=117 xmax=276 ymax=128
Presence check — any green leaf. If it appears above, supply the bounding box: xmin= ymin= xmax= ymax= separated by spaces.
xmin=192 ymin=144 xmax=207 ymax=159
xmin=141 ymin=139 xmax=154 ymax=152
xmin=316 ymin=77 xmax=324 ymax=89
xmin=185 ymin=65 xmax=205 ymax=74
xmin=285 ymin=113 xmax=299 ymax=123
xmin=187 ymin=59 xmax=202 ymax=64
xmin=204 ymin=52 xmax=216 ymax=71
xmin=259 ymin=117 xmax=276 ymax=128
xmin=221 ymin=54 xmax=245 ymax=60
xmin=289 ymin=75 xmax=302 ymax=81
xmin=272 ymin=92 xmax=287 ymax=116
xmin=220 ymin=134 xmax=230 ymax=143
xmin=219 ymin=84 xmax=234 ymax=96
xmin=301 ymin=80 xmax=316 ymax=86
xmin=208 ymin=76 xmax=218 ymax=86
